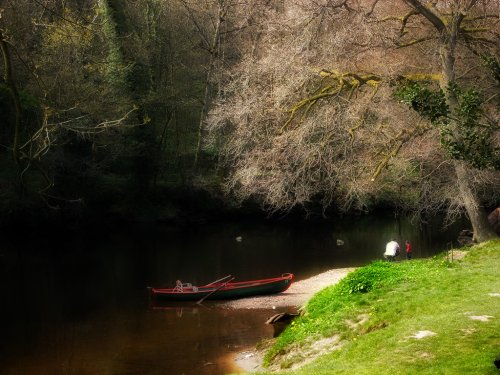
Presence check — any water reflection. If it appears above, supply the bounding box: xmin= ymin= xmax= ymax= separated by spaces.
xmin=136 ymin=305 xmax=275 ymax=375
xmin=1 ymin=298 xmax=275 ymax=374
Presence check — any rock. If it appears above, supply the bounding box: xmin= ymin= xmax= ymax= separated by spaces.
xmin=457 ymin=229 xmax=474 ymax=246
xmin=488 ymin=207 xmax=500 ymax=234
xmin=265 ymin=312 xmax=299 ymax=324
xmin=266 ymin=312 xmax=299 ymax=337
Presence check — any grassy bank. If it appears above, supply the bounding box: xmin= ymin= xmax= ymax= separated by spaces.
xmin=254 ymin=240 xmax=500 ymax=374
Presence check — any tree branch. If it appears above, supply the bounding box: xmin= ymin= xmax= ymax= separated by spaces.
xmin=366 ymin=0 xmax=380 ymax=17
xmin=281 ymin=70 xmax=382 ymax=133
xmin=371 ymin=122 xmax=431 ymax=181
xmin=403 ymin=0 xmax=445 ymax=32
xmin=396 ymin=35 xmax=436 ymax=48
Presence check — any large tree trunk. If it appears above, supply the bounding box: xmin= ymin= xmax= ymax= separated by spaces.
xmin=193 ymin=0 xmax=225 ymax=169
xmin=454 ymin=162 xmax=497 ymax=242
xmin=437 ymin=8 xmax=497 ymax=242
xmin=0 ymin=29 xmax=22 ymax=166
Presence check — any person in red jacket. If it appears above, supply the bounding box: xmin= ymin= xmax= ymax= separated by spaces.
xmin=405 ymin=240 xmax=413 ymax=260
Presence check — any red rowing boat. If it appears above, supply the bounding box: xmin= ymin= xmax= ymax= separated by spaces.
xmin=149 ymin=273 xmax=294 ymax=302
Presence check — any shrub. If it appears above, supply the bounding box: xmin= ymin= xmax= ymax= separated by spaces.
xmin=336 ymin=261 xmax=404 ymax=295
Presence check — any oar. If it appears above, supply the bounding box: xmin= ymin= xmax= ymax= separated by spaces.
xmin=205 ymin=274 xmax=232 ymax=286
xmin=197 ymin=277 xmax=235 ymax=305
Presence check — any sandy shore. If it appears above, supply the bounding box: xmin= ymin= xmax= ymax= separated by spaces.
xmin=221 ymin=267 xmax=356 ymax=310
xmin=226 ymin=267 xmax=356 ymax=373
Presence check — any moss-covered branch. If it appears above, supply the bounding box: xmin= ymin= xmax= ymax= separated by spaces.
xmin=282 ymin=69 xmax=457 ymax=183
xmin=281 ymin=71 xmax=381 ymax=133
xmin=395 ymin=36 xmax=436 ymax=48
xmin=370 ymin=122 xmax=431 ymax=181
xmin=380 ymin=9 xmax=420 ymax=36
xmin=281 ymin=84 xmax=343 ymax=132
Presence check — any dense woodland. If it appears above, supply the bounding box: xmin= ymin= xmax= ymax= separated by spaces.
xmin=0 ymin=0 xmax=499 ymax=239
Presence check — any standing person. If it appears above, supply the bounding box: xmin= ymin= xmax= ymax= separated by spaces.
xmin=384 ymin=240 xmax=400 ymax=261
xmin=405 ymin=240 xmax=413 ymax=260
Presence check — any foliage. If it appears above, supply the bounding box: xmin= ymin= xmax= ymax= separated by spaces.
xmin=443 ymin=86 xmax=500 ymax=169
xmin=0 ymin=83 xmax=40 ymax=115
xmin=335 ymin=260 xmax=405 ymax=295
xmin=394 ymin=81 xmax=448 ymax=124
xmin=395 ymin=81 xmax=500 ymax=170
xmin=97 ymin=0 xmax=131 ymax=92
xmin=481 ymin=54 xmax=500 ymax=83
xmin=0 ymin=0 xmax=222 ymax=215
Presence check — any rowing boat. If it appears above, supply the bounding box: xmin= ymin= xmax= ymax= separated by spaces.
xmin=148 ymin=273 xmax=294 ymax=302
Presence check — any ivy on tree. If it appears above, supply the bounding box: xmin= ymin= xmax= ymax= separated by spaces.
xmin=395 ymin=80 xmax=500 ymax=170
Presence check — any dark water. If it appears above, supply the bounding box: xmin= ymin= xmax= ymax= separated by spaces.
xmin=0 ymin=214 xmax=467 ymax=374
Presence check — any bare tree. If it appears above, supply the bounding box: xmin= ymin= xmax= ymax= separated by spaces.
xmin=207 ymin=0 xmax=499 ymax=240
xmin=177 ymin=0 xmax=271 ymax=170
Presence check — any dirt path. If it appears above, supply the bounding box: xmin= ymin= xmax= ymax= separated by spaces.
xmin=221 ymin=267 xmax=356 ymax=309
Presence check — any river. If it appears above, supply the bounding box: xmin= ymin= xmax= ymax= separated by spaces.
xmin=0 ymin=214 xmax=467 ymax=374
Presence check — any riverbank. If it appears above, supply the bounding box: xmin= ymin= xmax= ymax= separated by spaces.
xmin=221 ymin=268 xmax=356 ymax=310
xmin=233 ymin=241 xmax=500 ymax=374
xmin=228 ymin=267 xmax=356 ymax=373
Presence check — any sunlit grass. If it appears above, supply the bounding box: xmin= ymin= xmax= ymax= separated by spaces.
xmin=254 ymin=240 xmax=500 ymax=374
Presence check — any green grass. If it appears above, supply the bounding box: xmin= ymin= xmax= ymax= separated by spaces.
xmin=254 ymin=240 xmax=500 ymax=374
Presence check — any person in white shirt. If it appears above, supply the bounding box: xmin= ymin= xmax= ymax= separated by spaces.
xmin=384 ymin=240 xmax=400 ymax=261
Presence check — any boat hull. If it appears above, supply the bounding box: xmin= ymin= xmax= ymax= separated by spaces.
xmin=149 ymin=274 xmax=294 ymax=302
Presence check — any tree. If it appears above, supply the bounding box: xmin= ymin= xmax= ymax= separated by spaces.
xmin=0 ymin=0 xmax=141 ymax=205
xmin=177 ymin=0 xmax=272 ymax=170
xmin=395 ymin=0 xmax=499 ymax=241
xmin=207 ymin=0 xmax=499 ymax=240
xmin=1 ymin=0 xmax=239 ymax=212
xmin=178 ymin=0 xmax=228 ymax=169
